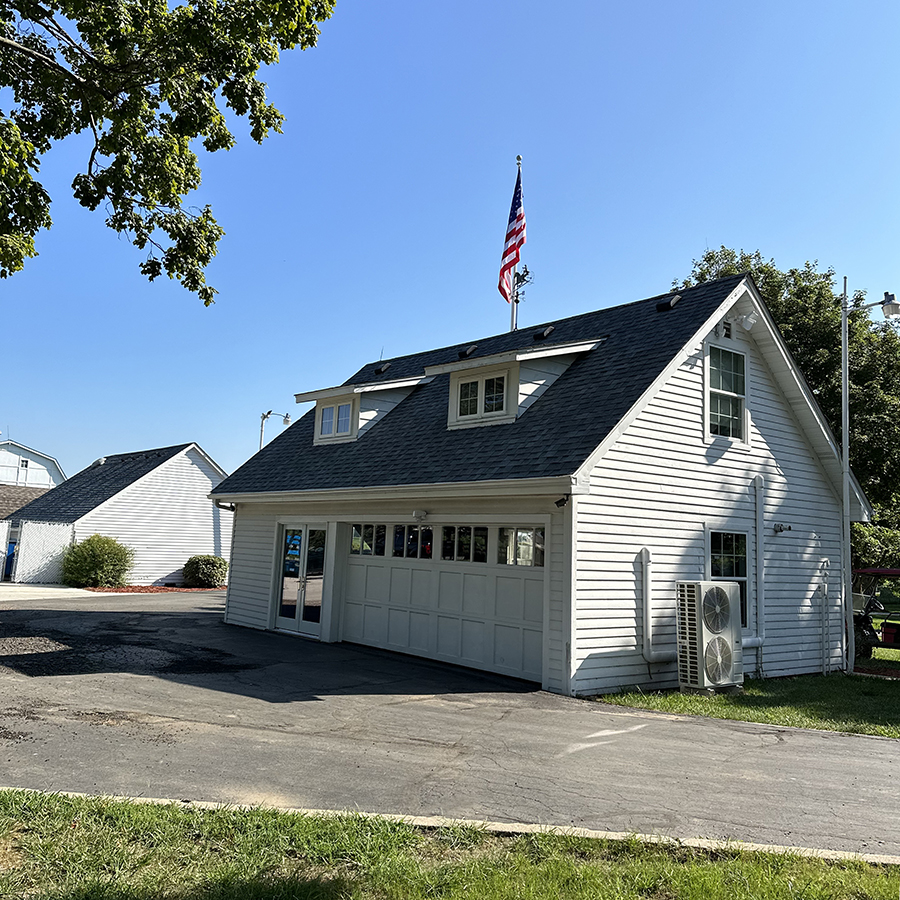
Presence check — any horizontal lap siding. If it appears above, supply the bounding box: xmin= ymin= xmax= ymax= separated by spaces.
xmin=224 ymin=506 xmax=277 ymax=628
xmin=75 ymin=449 xmax=232 ymax=585
xmin=221 ymin=499 xmax=568 ymax=692
xmin=573 ymin=335 xmax=842 ymax=695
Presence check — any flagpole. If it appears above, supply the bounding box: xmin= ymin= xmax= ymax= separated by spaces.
xmin=510 ymin=155 xmax=523 ymax=332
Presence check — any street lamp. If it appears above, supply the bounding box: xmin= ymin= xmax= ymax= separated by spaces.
xmin=842 ymin=283 xmax=898 ymax=670
xmin=260 ymin=410 xmax=292 ymax=450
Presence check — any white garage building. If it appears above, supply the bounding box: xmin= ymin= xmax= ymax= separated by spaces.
xmin=213 ymin=274 xmax=869 ymax=695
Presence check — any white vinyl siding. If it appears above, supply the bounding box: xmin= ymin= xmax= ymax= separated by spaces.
xmin=75 ymin=448 xmax=233 ymax=585
xmin=572 ymin=332 xmax=843 ymax=695
xmin=517 ymin=355 xmax=577 ymax=416
xmin=224 ymin=498 xmax=569 ymax=693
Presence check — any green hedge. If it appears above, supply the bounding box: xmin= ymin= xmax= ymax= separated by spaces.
xmin=182 ymin=555 xmax=228 ymax=588
xmin=62 ymin=534 xmax=134 ymax=588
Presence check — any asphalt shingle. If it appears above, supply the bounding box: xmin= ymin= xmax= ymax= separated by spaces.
xmin=213 ymin=276 xmax=746 ymax=496
xmin=4 ymin=444 xmax=191 ymax=525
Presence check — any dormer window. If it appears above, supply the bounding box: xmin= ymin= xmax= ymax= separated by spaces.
xmin=449 ymin=368 xmax=514 ymax=427
xmin=315 ymin=397 xmax=358 ymax=443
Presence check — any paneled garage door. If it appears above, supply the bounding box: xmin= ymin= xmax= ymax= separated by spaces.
xmin=341 ymin=543 xmax=544 ymax=681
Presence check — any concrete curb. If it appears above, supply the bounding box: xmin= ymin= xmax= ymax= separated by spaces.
xmin=5 ymin=787 xmax=899 ymax=867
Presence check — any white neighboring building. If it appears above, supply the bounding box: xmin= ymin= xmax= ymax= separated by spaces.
xmin=0 ymin=440 xmax=66 ymax=488
xmin=211 ymin=274 xmax=870 ymax=696
xmin=5 ymin=443 xmax=233 ymax=585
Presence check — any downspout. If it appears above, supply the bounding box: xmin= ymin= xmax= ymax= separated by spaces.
xmin=641 ymin=548 xmax=676 ymax=663
xmin=742 ymin=476 xmax=765 ymax=674
xmin=214 ymin=499 xmax=236 ymax=513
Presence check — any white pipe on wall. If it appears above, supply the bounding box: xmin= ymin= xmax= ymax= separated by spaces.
xmin=641 ymin=547 xmax=676 ymax=663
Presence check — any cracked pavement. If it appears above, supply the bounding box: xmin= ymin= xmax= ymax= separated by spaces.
xmin=0 ymin=586 xmax=896 ymax=857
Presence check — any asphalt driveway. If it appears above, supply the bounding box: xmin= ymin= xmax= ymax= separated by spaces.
xmin=0 ymin=586 xmax=897 ymax=859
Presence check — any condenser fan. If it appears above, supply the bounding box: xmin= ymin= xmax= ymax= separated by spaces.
xmin=702 ymin=585 xmax=731 ymax=633
xmin=704 ymin=637 xmax=733 ymax=683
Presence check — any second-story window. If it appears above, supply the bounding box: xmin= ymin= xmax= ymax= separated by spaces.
xmin=457 ymin=373 xmax=506 ymax=420
xmin=709 ymin=347 xmax=745 ymax=440
xmin=317 ymin=399 xmax=357 ymax=442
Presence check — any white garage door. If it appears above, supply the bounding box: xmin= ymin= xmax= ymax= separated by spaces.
xmin=341 ymin=523 xmax=544 ymax=681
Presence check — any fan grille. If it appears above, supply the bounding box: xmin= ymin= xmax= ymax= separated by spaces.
xmin=704 ymin=636 xmax=733 ymax=683
xmin=702 ymin=586 xmax=731 ymax=633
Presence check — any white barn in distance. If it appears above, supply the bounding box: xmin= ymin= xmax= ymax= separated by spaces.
xmin=212 ymin=274 xmax=870 ymax=696
xmin=4 ymin=443 xmax=232 ymax=586
xmin=0 ymin=440 xmax=66 ymax=488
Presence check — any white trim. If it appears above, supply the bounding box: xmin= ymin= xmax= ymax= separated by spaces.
xmin=424 ymin=339 xmax=604 ymax=376
xmin=704 ymin=524 xmax=751 ymax=629
xmin=572 ymin=278 xmax=871 ymax=520
xmin=448 ymin=364 xmax=517 ymax=428
xmin=213 ymin=474 xmax=581 ymax=505
xmin=313 ymin=396 xmax=359 ymax=445
xmin=704 ymin=339 xmax=751 ymax=451
xmin=294 ymin=376 xmax=434 ymax=404
xmin=0 ymin=440 xmax=67 ymax=480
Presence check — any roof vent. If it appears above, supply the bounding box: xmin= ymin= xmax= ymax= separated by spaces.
xmin=458 ymin=345 xmax=478 ymax=359
xmin=93 ymin=457 xmax=107 ymax=466
xmin=533 ymin=325 xmax=555 ymax=341
xmin=657 ymin=293 xmax=681 ymax=312
xmin=374 ymin=362 xmax=391 ymax=375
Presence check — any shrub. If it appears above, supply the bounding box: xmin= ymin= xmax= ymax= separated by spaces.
xmin=182 ymin=555 xmax=228 ymax=588
xmin=62 ymin=534 xmax=135 ymax=588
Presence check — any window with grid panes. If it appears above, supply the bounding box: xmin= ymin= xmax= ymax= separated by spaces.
xmin=709 ymin=346 xmax=745 ymax=440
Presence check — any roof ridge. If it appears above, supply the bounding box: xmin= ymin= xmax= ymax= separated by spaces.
xmin=349 ymin=273 xmax=747 ymax=371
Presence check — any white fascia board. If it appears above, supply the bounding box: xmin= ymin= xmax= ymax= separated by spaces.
xmin=0 ymin=440 xmax=67 ymax=479
xmin=179 ymin=442 xmax=229 ymax=481
xmin=423 ymin=339 xmax=603 ymax=376
xmin=570 ymin=278 xmax=873 ymax=521
xmin=738 ymin=290 xmax=873 ymax=521
xmin=294 ymin=376 xmax=434 ymax=404
xmin=212 ymin=474 xmax=582 ymax=505
xmin=572 ymin=279 xmax=753 ymax=485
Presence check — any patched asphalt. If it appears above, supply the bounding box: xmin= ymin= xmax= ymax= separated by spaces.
xmin=0 ymin=586 xmax=897 ymax=859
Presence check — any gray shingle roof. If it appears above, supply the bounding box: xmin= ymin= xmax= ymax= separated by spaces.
xmin=214 ymin=276 xmax=746 ymax=496
xmin=5 ymin=444 xmax=192 ymax=525
xmin=0 ymin=485 xmax=50 ymax=521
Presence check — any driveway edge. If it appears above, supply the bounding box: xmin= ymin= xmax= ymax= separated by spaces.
xmin=4 ymin=787 xmax=898 ymax=867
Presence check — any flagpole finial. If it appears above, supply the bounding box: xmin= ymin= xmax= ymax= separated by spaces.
xmin=516 ymin=155 xmax=522 ymax=167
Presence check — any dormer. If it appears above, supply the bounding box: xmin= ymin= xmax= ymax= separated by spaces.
xmin=424 ymin=336 xmax=606 ymax=430
xmin=295 ymin=375 xmax=434 ymax=445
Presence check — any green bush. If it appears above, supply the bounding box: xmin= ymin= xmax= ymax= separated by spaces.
xmin=182 ymin=555 xmax=228 ymax=588
xmin=62 ymin=534 xmax=135 ymax=588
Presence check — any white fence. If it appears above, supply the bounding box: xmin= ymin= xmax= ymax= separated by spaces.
xmin=12 ymin=521 xmax=74 ymax=583
xmin=0 ymin=520 xmax=9 ymax=578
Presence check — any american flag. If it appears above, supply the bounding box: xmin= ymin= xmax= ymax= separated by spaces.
xmin=498 ymin=167 xmax=526 ymax=302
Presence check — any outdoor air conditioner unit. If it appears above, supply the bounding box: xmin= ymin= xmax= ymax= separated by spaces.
xmin=676 ymin=581 xmax=744 ymax=691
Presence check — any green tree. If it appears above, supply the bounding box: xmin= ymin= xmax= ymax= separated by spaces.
xmin=676 ymin=247 xmax=900 ymax=568
xmin=0 ymin=0 xmax=335 ymax=304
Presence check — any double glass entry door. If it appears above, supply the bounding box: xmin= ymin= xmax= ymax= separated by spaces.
xmin=276 ymin=526 xmax=326 ymax=637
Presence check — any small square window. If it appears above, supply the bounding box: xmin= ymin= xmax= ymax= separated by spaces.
xmin=484 ymin=376 xmax=505 ymax=413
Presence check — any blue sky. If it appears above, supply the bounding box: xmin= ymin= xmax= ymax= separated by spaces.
xmin=4 ymin=0 xmax=899 ymax=477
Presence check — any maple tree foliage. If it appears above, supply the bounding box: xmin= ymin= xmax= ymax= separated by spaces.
xmin=0 ymin=0 xmax=335 ymax=303
xmin=677 ymin=247 xmax=900 ymax=568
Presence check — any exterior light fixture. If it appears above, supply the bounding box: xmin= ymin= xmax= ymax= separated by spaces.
xmin=882 ymin=292 xmax=900 ymax=319
xmin=260 ymin=410 xmax=292 ymax=450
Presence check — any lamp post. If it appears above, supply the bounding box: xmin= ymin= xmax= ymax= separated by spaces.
xmin=260 ymin=410 xmax=292 ymax=450
xmin=841 ymin=282 xmax=899 ymax=671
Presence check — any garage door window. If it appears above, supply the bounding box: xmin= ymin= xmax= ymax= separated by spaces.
xmin=440 ymin=525 xmax=488 ymax=562
xmin=350 ymin=524 xmax=387 ymax=556
xmin=391 ymin=525 xmax=434 ymax=559
xmin=498 ymin=527 xmax=545 ymax=567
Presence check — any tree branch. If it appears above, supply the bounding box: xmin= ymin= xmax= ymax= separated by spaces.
xmin=0 ymin=33 xmax=114 ymax=100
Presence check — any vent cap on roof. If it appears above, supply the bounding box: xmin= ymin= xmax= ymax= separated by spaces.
xmin=458 ymin=345 xmax=478 ymax=359
xmin=657 ymin=293 xmax=681 ymax=312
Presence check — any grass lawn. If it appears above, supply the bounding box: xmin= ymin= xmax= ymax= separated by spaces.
xmin=0 ymin=791 xmax=895 ymax=899
xmin=599 ymin=671 xmax=900 ymax=738
xmin=856 ymin=645 xmax=900 ymax=676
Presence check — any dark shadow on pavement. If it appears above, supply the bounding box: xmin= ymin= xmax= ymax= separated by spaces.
xmin=0 ymin=598 xmax=538 ymax=704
